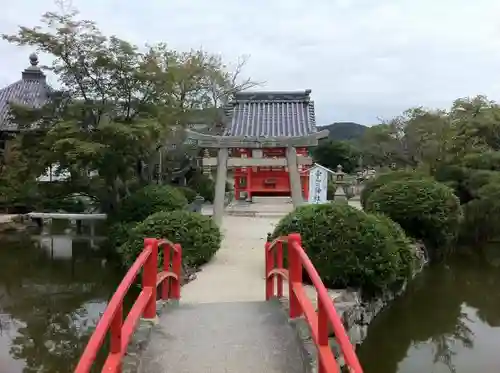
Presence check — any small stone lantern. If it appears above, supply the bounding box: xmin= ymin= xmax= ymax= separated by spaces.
xmin=334 ymin=164 xmax=347 ymax=202
xmin=335 ymin=164 xmax=345 ymax=182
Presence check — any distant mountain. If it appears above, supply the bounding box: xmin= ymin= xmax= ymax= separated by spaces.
xmin=319 ymin=122 xmax=367 ymax=141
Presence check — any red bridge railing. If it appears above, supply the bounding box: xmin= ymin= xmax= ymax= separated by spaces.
xmin=265 ymin=233 xmax=363 ymax=373
xmin=74 ymin=238 xmax=182 ymax=373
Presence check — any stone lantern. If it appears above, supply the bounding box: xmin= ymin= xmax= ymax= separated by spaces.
xmin=334 ymin=164 xmax=347 ymax=202
xmin=335 ymin=164 xmax=345 ymax=182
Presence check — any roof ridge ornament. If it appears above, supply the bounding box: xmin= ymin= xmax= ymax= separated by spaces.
xmin=22 ymin=52 xmax=45 ymax=81
xmin=29 ymin=53 xmax=39 ymax=66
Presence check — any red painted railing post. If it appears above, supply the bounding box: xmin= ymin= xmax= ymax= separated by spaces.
xmin=161 ymin=242 xmax=172 ymax=300
xmin=318 ymin=301 xmax=328 ymax=373
xmin=143 ymin=238 xmax=158 ymax=319
xmin=265 ymin=241 xmax=274 ymax=300
xmin=288 ymin=233 xmax=303 ymax=318
xmin=276 ymin=240 xmax=284 ymax=298
xmin=110 ymin=303 xmax=123 ymax=355
xmin=171 ymin=244 xmax=182 ymax=300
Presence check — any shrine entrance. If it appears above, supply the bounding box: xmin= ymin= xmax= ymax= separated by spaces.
xmin=186 ymin=90 xmax=328 ymax=225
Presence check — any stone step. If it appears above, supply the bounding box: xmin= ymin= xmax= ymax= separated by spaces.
xmin=251 ymin=196 xmax=292 ymax=204
xmin=201 ymin=205 xmax=290 ymax=218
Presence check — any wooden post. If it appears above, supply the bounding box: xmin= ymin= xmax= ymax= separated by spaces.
xmin=143 ymin=238 xmax=158 ymax=320
xmin=171 ymin=243 xmax=182 ymax=300
xmin=265 ymin=241 xmax=274 ymax=300
xmin=213 ymin=148 xmax=229 ymax=226
xmin=288 ymin=233 xmax=303 ymax=318
xmin=286 ymin=146 xmax=303 ymax=208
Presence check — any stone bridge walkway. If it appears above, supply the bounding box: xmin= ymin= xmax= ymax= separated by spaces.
xmin=138 ymin=212 xmax=347 ymax=372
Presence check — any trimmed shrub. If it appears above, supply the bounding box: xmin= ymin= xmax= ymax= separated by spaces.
xmin=373 ymin=214 xmax=416 ymax=280
xmin=187 ymin=171 xmax=233 ymax=202
xmin=187 ymin=172 xmax=215 ymax=202
xmin=460 ymin=182 xmax=500 ymax=245
xmin=361 ymin=170 xmax=431 ymax=209
xmin=113 ymin=185 xmax=187 ymax=224
xmin=272 ymin=203 xmax=414 ymax=294
xmin=365 ymin=179 xmax=462 ymax=256
xmin=119 ymin=210 xmax=221 ymax=269
xmin=176 ymin=186 xmax=199 ymax=203
xmin=108 ymin=221 xmax=137 ymax=248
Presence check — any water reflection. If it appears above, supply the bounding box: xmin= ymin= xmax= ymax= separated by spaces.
xmin=357 ymin=254 xmax=500 ymax=373
xmin=0 ymin=226 xmax=124 ymax=373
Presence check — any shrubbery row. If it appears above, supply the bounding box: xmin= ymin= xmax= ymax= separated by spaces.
xmin=109 ymin=180 xmax=221 ymax=272
xmin=273 ymin=169 xmax=465 ymax=295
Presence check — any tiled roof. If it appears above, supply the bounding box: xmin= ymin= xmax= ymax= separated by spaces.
xmin=0 ymin=54 xmax=52 ymax=131
xmin=223 ymin=90 xmax=317 ymax=137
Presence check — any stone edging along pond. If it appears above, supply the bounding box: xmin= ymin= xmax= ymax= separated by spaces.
xmin=280 ymin=242 xmax=428 ymax=372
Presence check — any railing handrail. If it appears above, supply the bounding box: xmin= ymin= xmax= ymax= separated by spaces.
xmin=265 ymin=233 xmax=363 ymax=373
xmin=75 ymin=237 xmax=182 ymax=373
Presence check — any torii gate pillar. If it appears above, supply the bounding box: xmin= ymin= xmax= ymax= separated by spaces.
xmin=286 ymin=146 xmax=304 ymax=207
xmin=213 ymin=147 xmax=229 ymax=226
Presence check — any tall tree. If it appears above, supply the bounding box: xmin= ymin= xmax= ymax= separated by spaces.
xmin=2 ymin=5 xmax=258 ymax=211
xmin=312 ymin=140 xmax=359 ymax=173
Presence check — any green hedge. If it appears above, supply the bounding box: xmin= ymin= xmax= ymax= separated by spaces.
xmin=272 ymin=203 xmax=415 ymax=294
xmin=112 ymin=185 xmax=187 ymax=224
xmin=365 ymin=179 xmax=462 ymax=257
xmin=373 ymin=213 xmax=416 ymax=280
xmin=176 ymin=186 xmax=199 ymax=203
xmin=460 ymin=182 xmax=500 ymax=245
xmin=361 ymin=170 xmax=431 ymax=209
xmin=187 ymin=172 xmax=215 ymax=202
xmin=108 ymin=221 xmax=137 ymax=249
xmin=119 ymin=210 xmax=221 ymax=269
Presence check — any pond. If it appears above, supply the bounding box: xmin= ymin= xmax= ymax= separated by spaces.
xmin=357 ymin=251 xmax=500 ymax=373
xmin=0 ymin=222 xmax=129 ymax=373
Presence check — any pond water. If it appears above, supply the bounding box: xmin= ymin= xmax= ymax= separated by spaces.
xmin=358 ymin=252 xmax=500 ymax=373
xmin=0 ymin=222 xmax=129 ymax=373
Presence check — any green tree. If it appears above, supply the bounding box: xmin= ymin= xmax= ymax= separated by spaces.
xmin=358 ymin=121 xmax=406 ymax=167
xmin=2 ymin=5 xmax=257 ymax=212
xmin=402 ymin=107 xmax=452 ymax=172
xmin=312 ymin=140 xmax=358 ymax=173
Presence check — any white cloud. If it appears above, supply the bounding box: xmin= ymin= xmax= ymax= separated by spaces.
xmin=1 ymin=0 xmax=500 ymax=125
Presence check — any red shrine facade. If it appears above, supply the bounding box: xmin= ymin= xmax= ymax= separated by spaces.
xmin=203 ymin=89 xmax=322 ymax=201
xmin=233 ymin=147 xmax=310 ymax=200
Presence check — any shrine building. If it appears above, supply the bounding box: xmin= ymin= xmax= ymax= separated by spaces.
xmin=187 ymin=90 xmax=328 ymax=225
xmin=0 ymin=54 xmax=51 ymax=161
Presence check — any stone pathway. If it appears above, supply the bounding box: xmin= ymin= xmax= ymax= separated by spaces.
xmin=180 ymin=216 xmax=342 ymax=304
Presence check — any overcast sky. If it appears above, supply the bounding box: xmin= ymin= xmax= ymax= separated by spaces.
xmin=1 ymin=0 xmax=500 ymax=125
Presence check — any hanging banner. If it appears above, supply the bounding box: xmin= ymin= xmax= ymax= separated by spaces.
xmin=308 ymin=165 xmax=329 ymax=204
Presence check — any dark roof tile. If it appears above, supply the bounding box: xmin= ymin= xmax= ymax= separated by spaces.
xmin=0 ymin=54 xmax=52 ymax=131
xmin=224 ymin=90 xmax=317 ymax=137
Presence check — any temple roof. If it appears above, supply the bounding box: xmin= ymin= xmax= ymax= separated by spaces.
xmin=0 ymin=53 xmax=52 ymax=131
xmin=223 ymin=89 xmax=317 ymax=137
